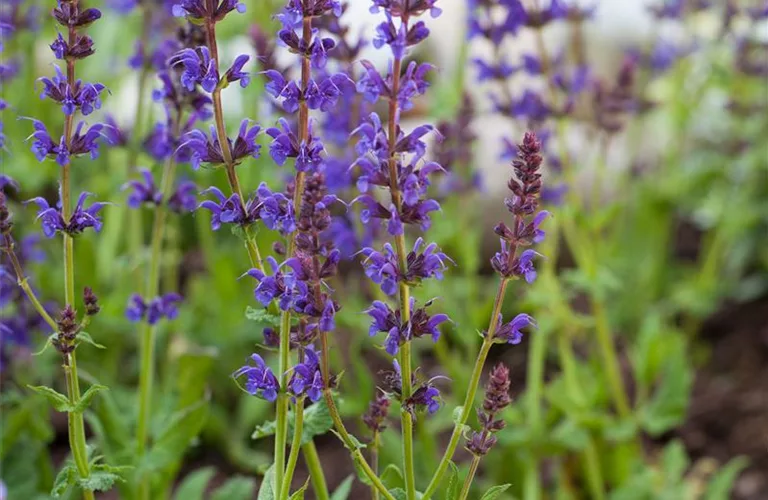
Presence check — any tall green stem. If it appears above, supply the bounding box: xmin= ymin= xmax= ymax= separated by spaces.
xmin=279 ymin=398 xmax=305 ymax=500
xmin=593 ymin=299 xmax=630 ymax=417
xmin=523 ymin=318 xmax=548 ymax=500
xmin=458 ymin=456 xmax=481 ymax=500
xmin=422 ymin=278 xmax=509 ymax=500
xmin=301 ymin=442 xmax=330 ymax=500
xmin=60 ymin=19 xmax=93 ymax=497
xmin=135 ymin=110 xmax=183 ymax=499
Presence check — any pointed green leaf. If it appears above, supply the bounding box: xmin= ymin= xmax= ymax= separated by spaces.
xmin=253 ymin=400 xmax=333 ymax=445
xmin=380 ymin=464 xmax=404 ymax=489
xmin=446 ymin=461 xmax=460 ymax=500
xmin=28 ymin=385 xmax=73 ymax=412
xmin=141 ymin=398 xmax=209 ymax=472
xmin=479 ymin=484 xmax=511 ymax=500
xmin=72 ymin=385 xmax=108 ymax=413
xmin=330 ymin=475 xmax=354 ymax=500
xmin=33 ymin=334 xmax=57 ymax=356
xmin=211 ymin=476 xmax=257 ymax=500
xmin=388 ymin=488 xmax=407 ymax=500
xmin=287 ymin=478 xmax=310 ymax=500
xmin=257 ymin=464 xmax=276 ymax=500
xmin=51 ymin=464 xmax=76 ymax=497
xmin=353 ymin=458 xmax=373 ymax=486
xmin=705 ymin=457 xmax=748 ymax=500
xmin=77 ymin=332 xmax=105 ymax=349
xmin=173 ymin=467 xmax=216 ymax=500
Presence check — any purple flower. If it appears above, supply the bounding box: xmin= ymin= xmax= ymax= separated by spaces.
xmin=198 ymin=187 xmax=248 ymax=229
xmin=288 ymin=347 xmax=323 ymax=401
xmin=243 ymin=257 xmax=311 ymax=312
xmin=168 ymin=47 xmax=219 ymax=93
xmin=177 ymin=119 xmax=261 ymax=169
xmin=102 ymin=114 xmax=128 ymax=147
xmin=37 ymin=66 xmax=106 ymax=116
xmin=125 ymin=293 xmax=183 ymax=325
xmin=122 ymin=168 xmax=162 ymax=209
xmin=27 ymin=191 xmax=106 ymax=238
xmin=172 ymin=0 xmax=246 ymax=22
xmin=262 ymin=71 xmax=353 ymax=113
xmin=50 ymin=32 xmax=94 ymax=61
xmin=222 ymin=54 xmax=251 ymax=88
xmin=256 ymin=183 xmax=296 ymax=234
xmin=27 ymin=119 xmax=105 ymax=166
xmin=233 ymin=354 xmax=280 ymax=402
xmin=266 ymin=118 xmax=324 ymax=172
xmin=168 ymin=180 xmax=198 ymax=213
xmin=366 ymin=298 xmax=450 ymax=355
xmin=493 ymin=313 xmax=536 ymax=344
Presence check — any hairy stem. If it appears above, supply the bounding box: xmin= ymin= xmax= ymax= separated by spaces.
xmin=279 ymin=397 xmax=305 ymax=500
xmin=65 ymin=353 xmax=95 ymax=500
xmin=370 ymin=432 xmax=380 ymax=500
xmin=458 ymin=455 xmax=481 ymax=500
xmin=422 ymin=278 xmax=509 ymax=500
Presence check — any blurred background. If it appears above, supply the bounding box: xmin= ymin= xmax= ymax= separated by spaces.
xmin=1 ymin=0 xmax=767 ymax=499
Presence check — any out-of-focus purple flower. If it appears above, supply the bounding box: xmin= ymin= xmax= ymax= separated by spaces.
xmin=122 ymin=168 xmax=162 ymax=208
xmin=27 ymin=119 xmax=105 ymax=166
xmin=492 ymin=313 xmax=536 ymax=344
xmin=233 ymin=353 xmax=280 ymax=401
xmin=103 ymin=114 xmax=129 ymax=147
xmin=288 ymin=347 xmax=323 ymax=401
xmin=357 ymin=60 xmax=433 ymax=111
xmin=27 ymin=191 xmax=106 ymax=238
xmin=125 ymin=293 xmax=183 ymax=325
xmin=172 ymin=0 xmax=246 ymax=22
xmin=168 ymin=180 xmax=198 ymax=213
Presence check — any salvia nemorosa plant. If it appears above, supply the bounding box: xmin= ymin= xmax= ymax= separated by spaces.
xmin=2 ymin=0 xmax=762 ymax=499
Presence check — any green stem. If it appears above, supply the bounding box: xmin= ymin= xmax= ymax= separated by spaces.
xmin=523 ymin=319 xmax=548 ymax=500
xmin=370 ymin=432 xmax=380 ymax=500
xmin=279 ymin=398 xmax=305 ymax=500
xmin=2 ymin=236 xmax=58 ymax=330
xmin=458 ymin=456 xmax=481 ymax=500
xmin=301 ymin=442 xmax=330 ymax=500
xmin=422 ymin=279 xmax=509 ymax=500
xmin=65 ymin=353 xmax=95 ymax=500
xmin=136 ymin=111 xmax=183 ymax=498
xmin=593 ymin=299 xmax=631 ymax=417
xmin=318 ymin=335 xmax=396 ymax=500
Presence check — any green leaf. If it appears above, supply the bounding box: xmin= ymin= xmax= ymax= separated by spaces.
xmin=287 ymin=478 xmax=310 ymax=500
xmin=245 ymin=306 xmax=282 ymax=327
xmin=389 ymin=488 xmax=407 ymax=500
xmin=551 ymin=420 xmax=590 ymax=451
xmin=661 ymin=440 xmax=689 ymax=483
xmin=77 ymin=331 xmax=106 ymax=349
xmin=451 ymin=406 xmax=471 ymax=436
xmin=330 ymin=475 xmax=354 ymax=500
xmin=28 ymin=385 xmax=73 ymax=412
xmin=353 ymin=459 xmax=373 ymax=486
xmin=705 ymin=457 xmax=748 ymax=500
xmin=380 ymin=464 xmax=404 ymax=489
xmin=33 ymin=334 xmax=57 ymax=356
xmin=211 ymin=476 xmax=257 ymax=500
xmin=173 ymin=467 xmax=216 ymax=500
xmin=332 ymin=429 xmax=366 ymax=450
xmin=77 ymin=463 xmax=129 ymax=492
xmin=445 ymin=461 xmax=460 ymax=500
xmin=51 ymin=464 xmax=76 ymax=497
xmin=141 ymin=398 xmax=209 ymax=472
xmin=257 ymin=464 xmax=276 ymax=500
xmin=640 ymin=352 xmax=692 ymax=436
xmin=73 ymin=385 xmax=108 ymax=413
xmin=479 ymin=484 xmax=511 ymax=500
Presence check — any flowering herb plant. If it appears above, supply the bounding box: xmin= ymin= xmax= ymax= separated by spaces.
xmin=0 ymin=1 xmax=765 ymax=500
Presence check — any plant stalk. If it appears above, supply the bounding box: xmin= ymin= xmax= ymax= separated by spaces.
xmin=458 ymin=455 xmax=481 ymax=500
xmin=422 ymin=278 xmax=509 ymax=500
xmin=301 ymin=442 xmax=330 ymax=500
xmin=279 ymin=397 xmax=305 ymax=500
